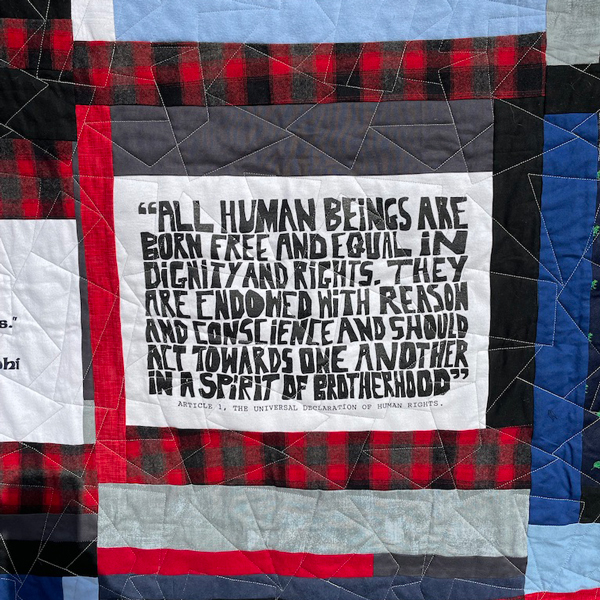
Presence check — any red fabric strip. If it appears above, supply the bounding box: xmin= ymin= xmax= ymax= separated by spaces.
xmin=76 ymin=105 xmax=127 ymax=483
xmin=506 ymin=592 xmax=600 ymax=600
xmin=98 ymin=547 xmax=374 ymax=578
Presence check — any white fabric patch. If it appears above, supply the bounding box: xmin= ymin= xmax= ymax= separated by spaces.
xmin=0 ymin=220 xmax=85 ymax=443
xmin=115 ymin=174 xmax=493 ymax=432
xmin=72 ymin=0 xmax=116 ymax=41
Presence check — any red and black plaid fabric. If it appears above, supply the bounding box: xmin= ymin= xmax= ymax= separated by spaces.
xmin=73 ymin=32 xmax=545 ymax=106
xmin=125 ymin=426 xmax=532 ymax=489
xmin=0 ymin=139 xmax=74 ymax=218
xmin=0 ymin=443 xmax=97 ymax=514
xmin=73 ymin=42 xmax=204 ymax=106
xmin=0 ymin=18 xmax=72 ymax=72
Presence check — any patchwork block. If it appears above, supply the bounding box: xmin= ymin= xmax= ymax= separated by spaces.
xmin=1 ymin=2 xmax=599 ymax=599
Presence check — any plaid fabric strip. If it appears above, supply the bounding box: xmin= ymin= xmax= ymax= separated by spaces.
xmin=73 ymin=32 xmax=545 ymax=106
xmin=0 ymin=443 xmax=97 ymax=513
xmin=0 ymin=139 xmax=74 ymax=218
xmin=124 ymin=426 xmax=532 ymax=489
xmin=0 ymin=18 xmax=72 ymax=73
xmin=73 ymin=42 xmax=204 ymax=107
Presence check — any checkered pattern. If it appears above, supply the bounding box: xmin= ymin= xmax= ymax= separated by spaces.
xmin=0 ymin=139 xmax=74 ymax=218
xmin=0 ymin=443 xmax=97 ymax=513
xmin=0 ymin=18 xmax=73 ymax=72
xmin=73 ymin=42 xmax=204 ymax=106
xmin=125 ymin=426 xmax=532 ymax=489
xmin=73 ymin=32 xmax=545 ymax=106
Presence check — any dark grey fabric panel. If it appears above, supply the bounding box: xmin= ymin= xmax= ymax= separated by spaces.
xmin=373 ymin=554 xmax=527 ymax=578
xmin=73 ymin=142 xmax=95 ymax=444
xmin=111 ymin=100 xmax=493 ymax=176
xmin=100 ymin=574 xmax=525 ymax=600
xmin=0 ymin=513 xmax=97 ymax=542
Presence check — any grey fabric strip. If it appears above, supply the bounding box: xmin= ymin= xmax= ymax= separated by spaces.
xmin=372 ymin=554 xmax=527 ymax=578
xmin=99 ymin=485 xmax=528 ymax=557
xmin=72 ymin=142 xmax=95 ymax=444
xmin=110 ymin=100 xmax=493 ymax=177
xmin=546 ymin=0 xmax=600 ymax=65
xmin=0 ymin=513 xmax=97 ymax=542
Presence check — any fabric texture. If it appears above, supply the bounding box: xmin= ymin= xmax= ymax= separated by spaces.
xmin=72 ymin=34 xmax=546 ymax=106
xmin=124 ymin=426 xmax=532 ymax=488
xmin=0 ymin=443 xmax=97 ymax=513
xmin=0 ymin=18 xmax=73 ymax=71
xmin=1 ymin=2 xmax=600 ymax=600
xmin=109 ymin=101 xmax=494 ymax=176
xmin=98 ymin=485 xmax=530 ymax=556
xmin=111 ymin=0 xmax=547 ymax=43
xmin=546 ymin=0 xmax=600 ymax=65
xmin=0 ymin=139 xmax=74 ymax=218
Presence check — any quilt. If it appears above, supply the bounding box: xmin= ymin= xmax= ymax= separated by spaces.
xmin=0 ymin=1 xmax=599 ymax=599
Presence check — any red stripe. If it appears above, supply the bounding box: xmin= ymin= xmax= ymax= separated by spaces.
xmin=500 ymin=592 xmax=600 ymax=600
xmin=76 ymin=105 xmax=127 ymax=483
xmin=98 ymin=547 xmax=374 ymax=578
xmin=522 ymin=592 xmax=600 ymax=600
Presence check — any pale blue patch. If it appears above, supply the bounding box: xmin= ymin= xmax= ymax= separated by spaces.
xmin=113 ymin=0 xmax=546 ymax=43
xmin=526 ymin=524 xmax=600 ymax=593
xmin=62 ymin=577 xmax=99 ymax=600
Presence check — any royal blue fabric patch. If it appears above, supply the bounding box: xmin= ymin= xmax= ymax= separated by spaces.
xmin=0 ymin=575 xmax=64 ymax=600
xmin=531 ymin=113 xmax=599 ymax=525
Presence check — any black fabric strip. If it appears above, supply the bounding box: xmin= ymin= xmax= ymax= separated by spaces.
xmin=0 ymin=540 xmax=97 ymax=577
xmin=0 ymin=0 xmax=70 ymax=19
xmin=373 ymin=554 xmax=527 ymax=578
xmin=488 ymin=97 xmax=544 ymax=427
xmin=0 ymin=68 xmax=76 ymax=141
xmin=0 ymin=513 xmax=97 ymax=542
xmin=545 ymin=64 xmax=600 ymax=115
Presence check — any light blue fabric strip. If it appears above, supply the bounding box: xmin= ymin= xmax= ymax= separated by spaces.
xmin=526 ymin=524 xmax=600 ymax=593
xmin=62 ymin=577 xmax=99 ymax=600
xmin=113 ymin=0 xmax=546 ymax=43
xmin=99 ymin=485 xmax=529 ymax=557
